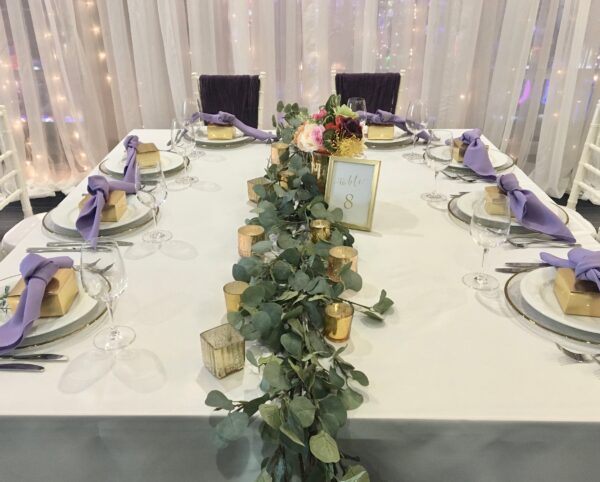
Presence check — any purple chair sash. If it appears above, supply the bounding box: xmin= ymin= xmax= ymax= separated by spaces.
xmin=0 ymin=254 xmax=74 ymax=353
xmin=498 ymin=173 xmax=575 ymax=242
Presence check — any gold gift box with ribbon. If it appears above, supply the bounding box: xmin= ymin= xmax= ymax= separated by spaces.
xmin=554 ymin=268 xmax=600 ymax=317
xmin=451 ymin=138 xmax=489 ymax=162
xmin=367 ymin=125 xmax=394 ymax=140
xmin=207 ymin=124 xmax=235 ymax=140
xmin=136 ymin=142 xmax=160 ymax=168
xmin=7 ymin=268 xmax=79 ymax=317
xmin=79 ymin=190 xmax=127 ymax=222
xmin=483 ymin=186 xmax=512 ymax=217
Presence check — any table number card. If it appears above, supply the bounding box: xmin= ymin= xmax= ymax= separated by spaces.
xmin=325 ymin=157 xmax=381 ymax=231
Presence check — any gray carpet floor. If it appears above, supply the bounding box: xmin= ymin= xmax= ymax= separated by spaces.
xmin=0 ymin=193 xmax=598 ymax=242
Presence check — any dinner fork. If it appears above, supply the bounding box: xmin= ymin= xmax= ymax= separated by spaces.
xmin=555 ymin=344 xmax=594 ymax=363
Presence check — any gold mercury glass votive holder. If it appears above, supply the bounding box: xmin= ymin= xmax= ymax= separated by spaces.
xmin=223 ymin=281 xmax=249 ymax=312
xmin=271 ymin=142 xmax=289 ymax=165
xmin=324 ymin=302 xmax=354 ymax=342
xmin=200 ymin=324 xmax=245 ymax=379
xmin=247 ymin=177 xmax=269 ymax=203
xmin=310 ymin=219 xmax=331 ymax=243
xmin=238 ymin=225 xmax=265 ymax=258
xmin=327 ymin=246 xmax=358 ymax=282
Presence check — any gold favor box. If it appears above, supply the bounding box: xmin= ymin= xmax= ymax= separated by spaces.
xmin=207 ymin=124 xmax=234 ymax=140
xmin=79 ymin=190 xmax=127 ymax=222
xmin=271 ymin=142 xmax=289 ymax=165
xmin=247 ymin=177 xmax=269 ymax=203
xmin=451 ymin=138 xmax=489 ymax=163
xmin=7 ymin=268 xmax=78 ymax=317
xmin=367 ymin=125 xmax=394 ymax=140
xmin=136 ymin=142 xmax=160 ymax=168
xmin=484 ymin=186 xmax=511 ymax=216
xmin=554 ymin=268 xmax=600 ymax=317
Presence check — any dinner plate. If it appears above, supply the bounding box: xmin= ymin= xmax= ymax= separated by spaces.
xmin=504 ymin=270 xmax=600 ymax=353
xmin=365 ymin=131 xmax=413 ymax=149
xmin=0 ymin=274 xmax=105 ymax=349
xmin=99 ymin=151 xmax=184 ymax=178
xmin=43 ymin=191 xmax=153 ymax=238
xmin=455 ymin=191 xmax=569 ymax=227
xmin=520 ymin=267 xmax=600 ymax=335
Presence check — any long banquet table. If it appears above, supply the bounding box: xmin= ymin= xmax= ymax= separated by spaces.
xmin=1 ymin=129 xmax=600 ymax=482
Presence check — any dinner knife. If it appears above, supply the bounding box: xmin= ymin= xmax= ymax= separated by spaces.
xmin=504 ymin=262 xmax=550 ymax=268
xmin=0 ymin=363 xmax=45 ymax=372
xmin=27 ymin=247 xmax=80 ymax=253
xmin=47 ymin=240 xmax=133 ymax=247
xmin=0 ymin=354 xmax=67 ymax=362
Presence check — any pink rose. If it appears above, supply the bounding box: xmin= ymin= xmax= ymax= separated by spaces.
xmin=312 ymin=108 xmax=327 ymax=121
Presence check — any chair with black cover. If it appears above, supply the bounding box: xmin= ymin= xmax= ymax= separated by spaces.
xmin=331 ymin=70 xmax=402 ymax=114
xmin=191 ymin=72 xmax=266 ymax=129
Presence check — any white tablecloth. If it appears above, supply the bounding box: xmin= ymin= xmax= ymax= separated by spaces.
xmin=1 ymin=130 xmax=600 ymax=482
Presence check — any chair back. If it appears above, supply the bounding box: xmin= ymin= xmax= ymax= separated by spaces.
xmin=191 ymin=73 xmax=266 ymax=129
xmin=332 ymin=70 xmax=401 ymax=114
xmin=567 ymin=100 xmax=600 ymax=210
xmin=0 ymin=105 xmax=32 ymax=218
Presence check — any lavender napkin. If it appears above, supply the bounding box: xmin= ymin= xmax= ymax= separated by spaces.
xmin=540 ymin=248 xmax=600 ymax=290
xmin=123 ymin=135 xmax=139 ymax=184
xmin=498 ymin=173 xmax=575 ymax=242
xmin=361 ymin=110 xmax=429 ymax=141
xmin=460 ymin=129 xmax=496 ymax=179
xmin=0 ymin=254 xmax=73 ymax=353
xmin=76 ymin=175 xmax=136 ymax=242
xmin=192 ymin=111 xmax=276 ymax=141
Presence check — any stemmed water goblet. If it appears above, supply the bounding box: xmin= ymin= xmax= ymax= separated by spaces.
xmin=80 ymin=240 xmax=134 ymax=351
xmin=347 ymin=97 xmax=367 ymax=125
xmin=182 ymin=97 xmax=204 ymax=162
xmin=462 ymin=193 xmax=511 ymax=291
xmin=421 ymin=129 xmax=452 ymax=203
xmin=404 ymin=100 xmax=429 ymax=163
xmin=136 ymin=162 xmax=172 ymax=244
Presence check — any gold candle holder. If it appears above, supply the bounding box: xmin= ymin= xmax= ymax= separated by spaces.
xmin=310 ymin=219 xmax=331 ymax=243
xmin=223 ymin=281 xmax=249 ymax=312
xmin=327 ymin=246 xmax=358 ymax=282
xmin=271 ymin=142 xmax=289 ymax=165
xmin=278 ymin=169 xmax=294 ymax=190
xmin=238 ymin=225 xmax=265 ymax=258
xmin=200 ymin=324 xmax=245 ymax=379
xmin=247 ymin=177 xmax=269 ymax=203
xmin=324 ymin=302 xmax=354 ymax=342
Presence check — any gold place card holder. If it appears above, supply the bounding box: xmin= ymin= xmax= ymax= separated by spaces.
xmin=327 ymin=246 xmax=358 ymax=282
xmin=200 ymin=324 xmax=245 ymax=379
xmin=237 ymin=225 xmax=265 ymax=257
xmin=323 ymin=302 xmax=354 ymax=342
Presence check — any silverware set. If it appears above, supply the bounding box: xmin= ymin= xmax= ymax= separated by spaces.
xmin=506 ymin=236 xmax=580 ymax=249
xmin=26 ymin=240 xmax=133 ymax=254
xmin=441 ymin=170 xmax=489 ymax=183
xmin=495 ymin=262 xmax=549 ymax=274
xmin=0 ymin=353 xmax=68 ymax=372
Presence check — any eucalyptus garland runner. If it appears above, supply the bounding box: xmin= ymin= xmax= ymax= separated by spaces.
xmin=204 ymin=97 xmax=394 ymax=482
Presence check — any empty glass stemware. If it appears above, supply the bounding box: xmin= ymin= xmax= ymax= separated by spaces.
xmin=136 ymin=162 xmax=172 ymax=244
xmin=169 ymin=118 xmax=195 ymax=190
xmin=347 ymin=97 xmax=367 ymax=124
xmin=463 ymin=193 xmax=511 ymax=291
xmin=80 ymin=241 xmax=134 ymax=351
xmin=421 ymin=129 xmax=452 ymax=202
xmin=182 ymin=97 xmax=204 ymax=162
xmin=404 ymin=100 xmax=429 ymax=163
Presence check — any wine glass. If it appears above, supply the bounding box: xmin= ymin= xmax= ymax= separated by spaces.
xmin=347 ymin=97 xmax=367 ymax=124
xmin=136 ymin=162 xmax=172 ymax=244
xmin=169 ymin=118 xmax=198 ymax=191
xmin=421 ymin=129 xmax=452 ymax=202
xmin=462 ymin=193 xmax=511 ymax=291
xmin=182 ymin=97 xmax=205 ymax=162
xmin=404 ymin=100 xmax=429 ymax=163
xmin=80 ymin=240 xmax=134 ymax=351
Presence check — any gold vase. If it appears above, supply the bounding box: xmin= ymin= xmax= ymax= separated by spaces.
xmin=311 ymin=151 xmax=330 ymax=194
xmin=200 ymin=324 xmax=245 ymax=379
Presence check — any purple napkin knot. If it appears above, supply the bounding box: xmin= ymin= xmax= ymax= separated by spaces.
xmin=75 ymin=175 xmax=136 ymax=243
xmin=540 ymin=248 xmax=600 ymax=290
xmin=123 ymin=135 xmax=139 ymax=183
xmin=192 ymin=111 xmax=276 ymax=142
xmin=459 ymin=129 xmax=496 ymax=179
xmin=498 ymin=173 xmax=575 ymax=242
xmin=0 ymin=254 xmax=74 ymax=353
xmin=361 ymin=109 xmax=429 ymax=141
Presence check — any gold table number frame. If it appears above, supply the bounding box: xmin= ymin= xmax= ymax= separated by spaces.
xmin=324 ymin=156 xmax=381 ymax=231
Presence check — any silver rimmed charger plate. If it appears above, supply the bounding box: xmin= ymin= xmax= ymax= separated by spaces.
xmin=447 ymin=193 xmax=569 ymax=236
xmin=0 ymin=274 xmax=106 ymax=350
xmin=99 ymin=151 xmax=187 ymax=179
xmin=429 ymin=149 xmax=515 ymax=173
xmin=504 ymin=270 xmax=600 ymax=354
xmin=365 ymin=133 xmax=413 ymax=149
xmin=184 ymin=131 xmax=255 ymax=149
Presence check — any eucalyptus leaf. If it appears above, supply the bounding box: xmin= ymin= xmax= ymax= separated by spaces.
xmin=256 ymin=469 xmax=273 ymax=482
xmin=289 ymin=396 xmax=316 ymax=428
xmin=280 ymin=422 xmax=305 ymax=447
xmin=227 ymin=311 xmax=243 ymax=329
xmin=272 ymin=260 xmax=292 ymax=283
xmin=280 ymin=332 xmax=303 ymax=359
xmin=289 ymin=271 xmax=310 ymax=291
xmin=205 ymin=390 xmax=234 ymax=411
xmin=341 ymin=465 xmax=370 ymax=482
xmin=319 ymin=395 xmax=347 ymax=426
xmin=215 ymin=412 xmax=249 ymax=441
xmin=341 ymin=387 xmax=364 ymax=410
xmin=309 ymin=431 xmax=340 ymax=463
xmin=259 ymin=403 xmax=283 ymax=430
xmin=279 ymin=248 xmax=301 ymax=266
xmin=350 ymin=370 xmax=369 ymax=386
xmin=373 ymin=289 xmax=394 ymax=314
xmin=232 ymin=263 xmax=250 ymax=282
xmin=252 ymin=311 xmax=273 ymax=337
xmin=263 ymin=360 xmax=290 ymax=391
xmin=241 ymin=285 xmax=265 ymax=307
xmin=252 ymin=240 xmax=274 ymax=254
xmin=243 ymin=393 xmax=270 ymax=417
xmin=246 ymin=350 xmax=258 ymax=367
xmin=340 ymin=264 xmax=362 ymax=291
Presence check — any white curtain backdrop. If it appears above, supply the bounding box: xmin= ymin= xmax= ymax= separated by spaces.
xmin=0 ymin=0 xmax=598 ymax=197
